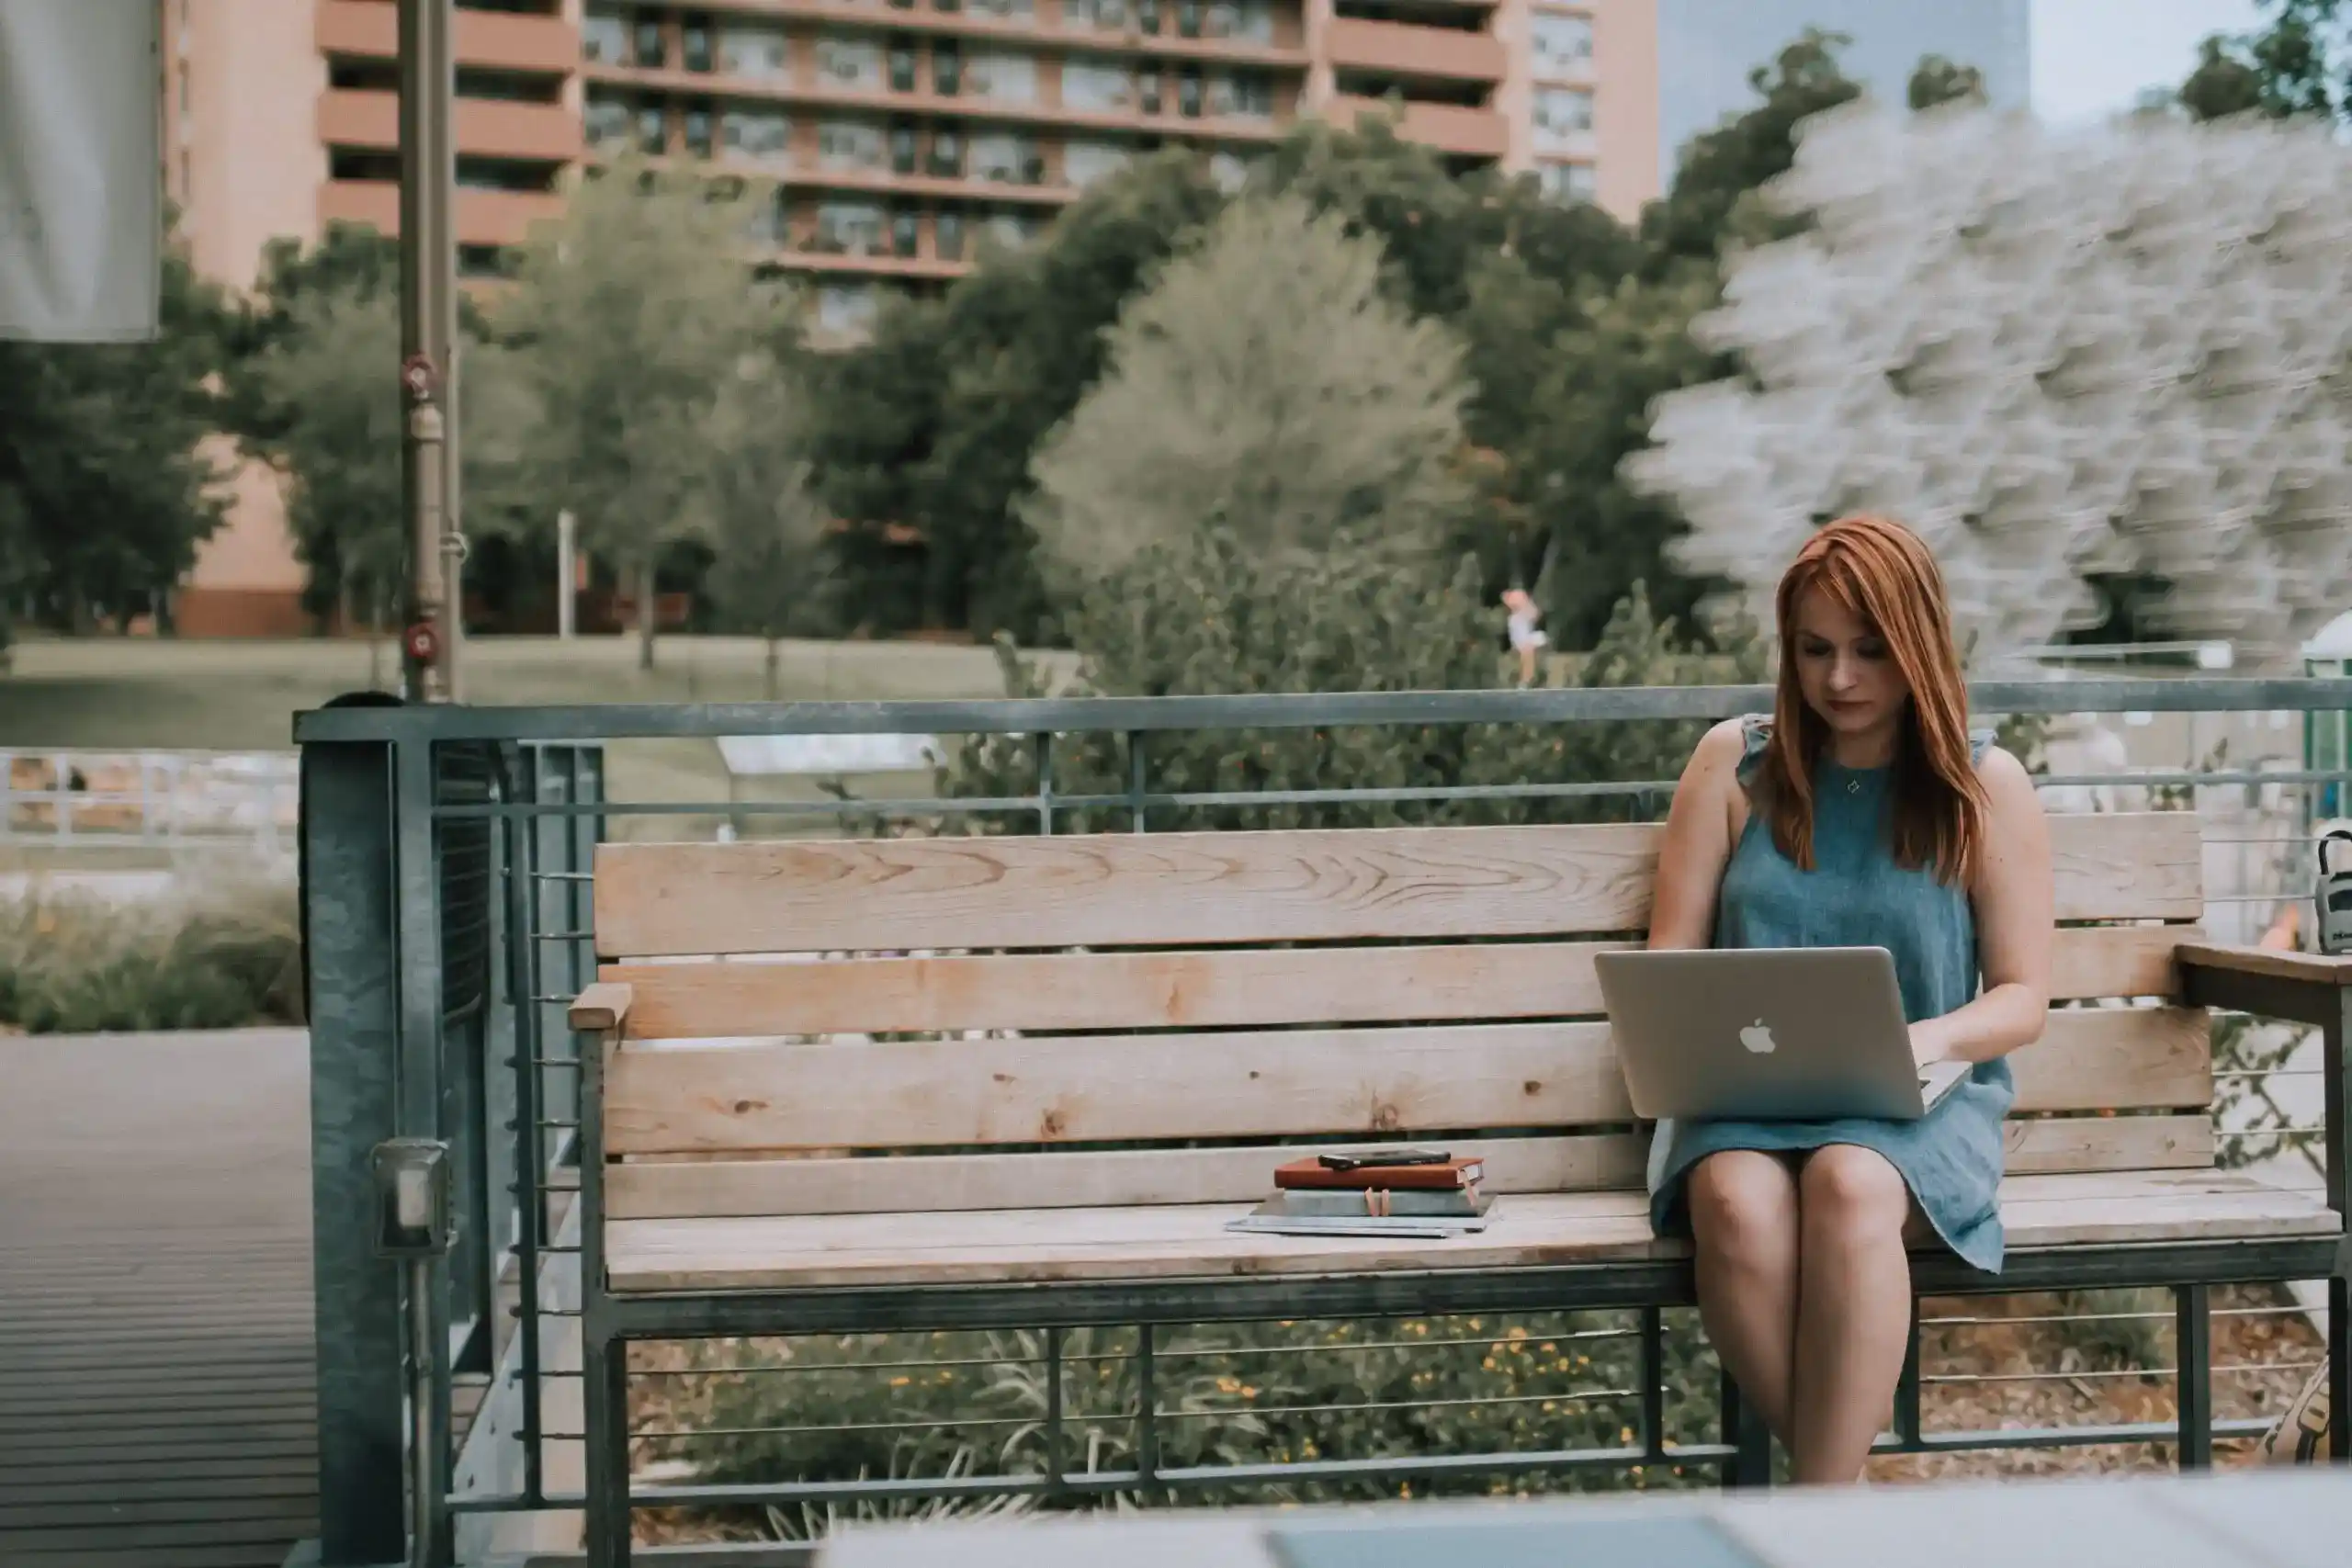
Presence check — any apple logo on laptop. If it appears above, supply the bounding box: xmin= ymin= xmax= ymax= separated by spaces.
xmin=1739 ymin=1020 xmax=1778 ymax=1055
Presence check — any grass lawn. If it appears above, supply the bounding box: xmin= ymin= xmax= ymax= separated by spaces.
xmin=0 ymin=635 xmax=1073 ymax=825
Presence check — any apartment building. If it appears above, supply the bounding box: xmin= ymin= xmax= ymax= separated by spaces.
xmin=163 ymin=0 xmax=1657 ymax=632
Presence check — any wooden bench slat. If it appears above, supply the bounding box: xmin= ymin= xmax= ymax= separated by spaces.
xmin=593 ymin=815 xmax=2201 ymax=958
xmin=603 ymin=1170 xmax=2332 ymax=1292
xmin=603 ymin=1008 xmax=2211 ymax=1156
xmin=605 ymin=1115 xmax=2214 ymax=1219
xmin=600 ymin=924 xmax=2189 ymax=1040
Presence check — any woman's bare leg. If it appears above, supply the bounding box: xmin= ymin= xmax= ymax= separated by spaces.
xmin=1687 ymin=1150 xmax=1803 ymax=1446
xmin=1789 ymin=1144 xmax=1914 ymax=1483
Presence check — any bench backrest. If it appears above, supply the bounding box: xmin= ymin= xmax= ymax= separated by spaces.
xmin=591 ymin=814 xmax=2210 ymax=1222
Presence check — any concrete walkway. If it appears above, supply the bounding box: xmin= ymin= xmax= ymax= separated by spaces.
xmin=0 ymin=1029 xmax=315 ymax=1568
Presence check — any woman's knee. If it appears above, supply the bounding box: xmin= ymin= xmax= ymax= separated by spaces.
xmin=1687 ymin=1151 xmax=1798 ymax=1261
xmin=1799 ymin=1145 xmax=1911 ymax=1238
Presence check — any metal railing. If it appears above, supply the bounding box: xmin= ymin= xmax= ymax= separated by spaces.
xmin=292 ymin=677 xmax=2352 ymax=1565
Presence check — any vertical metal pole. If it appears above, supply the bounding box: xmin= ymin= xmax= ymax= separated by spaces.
xmin=408 ymin=1257 xmax=440 ymax=1568
xmin=399 ymin=0 xmax=459 ymax=703
xmin=503 ymin=795 xmax=547 ymax=1506
xmin=1895 ymin=1300 xmax=1923 ymax=1450
xmin=1127 ymin=730 xmax=1146 ymax=834
xmin=580 ymin=1013 xmax=631 ymax=1568
xmin=303 ymin=742 xmax=408 ymax=1565
xmin=1044 ymin=1326 xmax=1066 ymax=1495
xmin=1035 ymin=733 xmax=1054 ymax=837
xmin=2326 ymin=991 xmax=2349 ymax=1463
xmin=1639 ymin=1308 xmax=1666 ymax=1461
xmin=557 ymin=511 xmax=578 ymax=641
xmin=393 ymin=742 xmax=452 ymax=1565
xmin=1135 ymin=1324 xmax=1159 ymax=1496
xmin=2176 ymin=1283 xmax=2212 ymax=1471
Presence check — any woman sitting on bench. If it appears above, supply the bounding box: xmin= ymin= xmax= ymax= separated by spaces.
xmin=1646 ymin=515 xmax=2054 ymax=1483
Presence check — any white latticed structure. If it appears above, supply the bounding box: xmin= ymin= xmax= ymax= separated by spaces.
xmin=1624 ymin=102 xmax=2352 ymax=670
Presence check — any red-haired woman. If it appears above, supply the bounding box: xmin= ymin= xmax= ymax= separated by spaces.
xmin=1646 ymin=516 xmax=2054 ymax=1484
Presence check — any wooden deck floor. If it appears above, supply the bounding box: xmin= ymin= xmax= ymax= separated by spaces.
xmin=0 ymin=1030 xmax=317 ymax=1568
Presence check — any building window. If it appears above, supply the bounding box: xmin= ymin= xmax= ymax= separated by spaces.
xmin=681 ymin=15 xmax=715 ymax=72
xmin=456 ymin=67 xmax=566 ymax=103
xmin=745 ymin=188 xmax=789 ymax=243
xmin=935 ymin=210 xmax=967 ymax=261
xmin=1205 ymin=70 xmax=1272 ymax=118
xmin=928 ymin=125 xmax=966 ymax=175
xmin=1062 ymin=61 xmax=1135 ymax=112
xmin=1175 ymin=0 xmax=1200 ymax=39
xmin=890 ymin=207 xmax=921 ymax=257
xmin=1203 ymin=0 xmax=1272 ymax=41
xmin=1062 ymin=140 xmax=1131 ymax=186
xmin=1532 ymin=13 xmax=1592 ymax=79
xmin=718 ymin=24 xmax=791 ymax=78
xmin=889 ymin=120 xmax=920 ymax=173
xmin=967 ymin=0 xmax=1035 ymax=18
xmin=964 ymin=50 xmax=1036 ymax=103
xmin=888 ymin=39 xmax=919 ymax=92
xmin=582 ymin=6 xmax=628 ymax=63
xmin=684 ymin=104 xmax=716 ymax=156
xmin=1064 ymin=0 xmax=1129 ymax=29
xmin=457 ymin=244 xmax=514 ymax=279
xmin=1532 ymin=85 xmax=1594 ymax=149
xmin=586 ymin=88 xmax=636 ymax=150
xmin=458 ymin=155 xmax=560 ymax=192
xmin=1136 ymin=0 xmax=1161 ymax=33
xmin=817 ymin=284 xmax=878 ymax=337
xmin=1177 ymin=65 xmax=1203 ymax=117
xmin=633 ymin=14 xmax=666 ymax=68
xmin=969 ymin=130 xmax=1044 ymax=183
xmin=816 ymin=35 xmax=885 ymax=91
xmin=722 ymin=108 xmax=794 ymax=168
xmin=815 ymin=200 xmax=888 ymax=254
xmin=637 ymin=102 xmax=669 ymax=153
xmin=1538 ymin=161 xmax=1597 ymax=204
xmin=1138 ymin=69 xmax=1163 ymax=114
xmin=934 ymin=39 xmax=962 ymax=95
xmin=818 ymin=119 xmax=888 ymax=169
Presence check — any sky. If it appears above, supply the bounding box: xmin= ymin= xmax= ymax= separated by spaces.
xmin=2031 ymin=0 xmax=2267 ymax=123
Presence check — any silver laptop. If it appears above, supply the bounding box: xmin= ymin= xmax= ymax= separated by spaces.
xmin=1594 ymin=947 xmax=1972 ymax=1122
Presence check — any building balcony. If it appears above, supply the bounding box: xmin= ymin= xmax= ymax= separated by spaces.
xmin=318 ymin=179 xmax=565 ymax=247
xmin=319 ymin=89 xmax=582 ymax=163
xmin=582 ymin=62 xmax=1292 ymax=143
xmin=780 ymin=246 xmax=970 ymax=281
xmin=315 ymin=0 xmax=578 ymax=76
xmin=1324 ymin=17 xmax=1503 ymax=84
xmin=1326 ymin=94 xmax=1503 ymax=158
xmin=686 ymin=0 xmax=1306 ymax=65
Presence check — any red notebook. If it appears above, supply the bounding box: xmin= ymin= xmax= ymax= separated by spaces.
xmin=1273 ymin=1156 xmax=1484 ymax=1192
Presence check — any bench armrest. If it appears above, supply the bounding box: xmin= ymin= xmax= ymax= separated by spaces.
xmin=2177 ymin=944 xmax=2352 ymax=1029
xmin=569 ymin=982 xmax=634 ymax=1035
xmin=2176 ymin=943 xmax=2352 ymax=990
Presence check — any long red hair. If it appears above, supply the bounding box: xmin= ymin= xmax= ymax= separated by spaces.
xmin=1755 ymin=516 xmax=1986 ymax=885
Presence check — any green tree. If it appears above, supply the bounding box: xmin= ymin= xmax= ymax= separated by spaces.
xmin=244 ymin=279 xmax=405 ymax=670
xmin=2181 ymin=0 xmax=2349 ymax=123
xmin=1025 ymin=194 xmax=1473 ymax=582
xmin=0 ymin=233 xmax=232 ymax=639
xmin=497 ymin=160 xmax=796 ymax=669
xmin=803 ymin=152 xmax=1228 ymax=637
xmin=702 ymin=354 xmax=830 ymax=698
xmin=1908 ymin=54 xmax=1989 ymax=110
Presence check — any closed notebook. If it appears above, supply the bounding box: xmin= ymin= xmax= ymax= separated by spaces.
xmin=1267 ymin=1188 xmax=1488 ymax=1219
xmin=1272 ymin=1156 xmax=1484 ymax=1192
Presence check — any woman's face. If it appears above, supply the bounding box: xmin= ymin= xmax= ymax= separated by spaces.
xmin=1792 ymin=586 xmax=1909 ymax=740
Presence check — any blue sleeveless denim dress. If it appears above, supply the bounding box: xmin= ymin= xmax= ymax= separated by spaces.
xmin=1645 ymin=718 xmax=2013 ymax=1273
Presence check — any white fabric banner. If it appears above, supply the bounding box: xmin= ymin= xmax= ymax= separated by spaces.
xmin=0 ymin=0 xmax=161 ymax=342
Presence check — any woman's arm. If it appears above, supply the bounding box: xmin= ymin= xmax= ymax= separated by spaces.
xmin=1912 ymin=747 xmax=2053 ymax=1067
xmin=1647 ymin=719 xmax=1750 ymax=951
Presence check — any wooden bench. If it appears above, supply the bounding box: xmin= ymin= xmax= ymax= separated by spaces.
xmin=570 ymin=813 xmax=2352 ymax=1563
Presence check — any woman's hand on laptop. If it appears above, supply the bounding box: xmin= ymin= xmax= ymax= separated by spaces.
xmin=1909 ymin=1020 xmax=1953 ymax=1070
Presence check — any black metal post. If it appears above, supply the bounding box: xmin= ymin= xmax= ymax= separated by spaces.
xmin=2328 ymin=989 xmax=2349 ymax=1464
xmin=2176 ymin=1283 xmax=2211 ymax=1471
xmin=393 ymin=741 xmax=454 ymax=1565
xmin=1720 ymin=1370 xmax=1770 ymax=1488
xmin=302 ymin=741 xmax=409 ymax=1565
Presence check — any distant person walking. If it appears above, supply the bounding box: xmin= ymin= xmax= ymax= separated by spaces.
xmin=1503 ymin=589 xmax=1546 ymax=687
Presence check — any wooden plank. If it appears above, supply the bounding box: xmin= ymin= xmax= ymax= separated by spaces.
xmin=594 ymin=824 xmax=1662 ymax=956
xmin=606 ymin=1115 xmax=2214 ymax=1219
xmin=592 ymin=815 xmax=2201 ymax=959
xmin=2177 ymin=943 xmax=2352 ymax=988
xmin=602 ymin=924 xmax=2190 ymax=1041
xmin=604 ymin=1007 xmax=2211 ymax=1156
xmin=603 ymin=1169 xmax=2335 ymax=1292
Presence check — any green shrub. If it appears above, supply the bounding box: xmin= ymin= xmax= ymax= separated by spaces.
xmin=934 ymin=529 xmax=1762 ymax=836
xmin=0 ymin=879 xmax=303 ymax=1033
